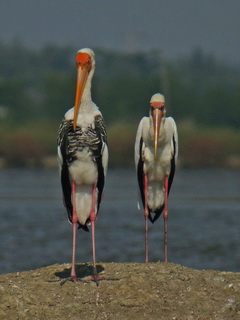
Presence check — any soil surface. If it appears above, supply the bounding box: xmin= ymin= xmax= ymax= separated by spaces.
xmin=0 ymin=263 xmax=239 ymax=320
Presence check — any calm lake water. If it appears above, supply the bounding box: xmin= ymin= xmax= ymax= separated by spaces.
xmin=0 ymin=168 xmax=239 ymax=274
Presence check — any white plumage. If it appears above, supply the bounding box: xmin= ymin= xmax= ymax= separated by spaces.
xmin=135 ymin=93 xmax=178 ymax=262
xmin=135 ymin=115 xmax=178 ymax=211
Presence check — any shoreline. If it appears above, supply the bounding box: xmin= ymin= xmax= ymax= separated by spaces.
xmin=0 ymin=155 xmax=240 ymax=169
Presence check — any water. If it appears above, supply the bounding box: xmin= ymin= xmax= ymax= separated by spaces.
xmin=0 ymin=168 xmax=239 ymax=274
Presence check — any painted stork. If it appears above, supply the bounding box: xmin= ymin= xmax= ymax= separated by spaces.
xmin=57 ymin=48 xmax=108 ymax=283
xmin=134 ymin=93 xmax=178 ymax=263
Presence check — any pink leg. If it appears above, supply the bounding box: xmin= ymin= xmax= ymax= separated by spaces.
xmin=89 ymin=184 xmax=103 ymax=285
xmin=163 ymin=176 xmax=169 ymax=262
xmin=90 ymin=184 xmax=97 ymax=269
xmin=71 ymin=181 xmax=78 ymax=281
xmin=62 ymin=184 xmax=112 ymax=286
xmin=144 ymin=174 xmax=149 ymax=263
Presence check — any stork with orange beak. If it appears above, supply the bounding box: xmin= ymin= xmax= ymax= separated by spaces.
xmin=135 ymin=93 xmax=178 ymax=263
xmin=57 ymin=48 xmax=108 ymax=283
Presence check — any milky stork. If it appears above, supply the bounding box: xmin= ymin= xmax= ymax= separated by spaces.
xmin=57 ymin=48 xmax=108 ymax=283
xmin=134 ymin=93 xmax=178 ymax=263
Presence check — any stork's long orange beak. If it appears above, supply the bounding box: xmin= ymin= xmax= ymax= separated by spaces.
xmin=153 ymin=108 xmax=162 ymax=159
xmin=73 ymin=52 xmax=92 ymax=131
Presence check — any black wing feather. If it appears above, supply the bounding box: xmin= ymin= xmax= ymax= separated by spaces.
xmin=137 ymin=137 xmax=145 ymax=208
xmin=94 ymin=115 xmax=108 ymax=209
xmin=58 ymin=120 xmax=74 ymax=224
xmin=168 ymin=134 xmax=176 ymax=193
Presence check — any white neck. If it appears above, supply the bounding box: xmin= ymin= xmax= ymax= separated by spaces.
xmin=81 ymin=67 xmax=94 ymax=103
xmin=149 ymin=116 xmax=165 ymax=137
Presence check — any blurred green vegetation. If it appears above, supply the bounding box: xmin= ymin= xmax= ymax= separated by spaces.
xmin=0 ymin=40 xmax=239 ymax=168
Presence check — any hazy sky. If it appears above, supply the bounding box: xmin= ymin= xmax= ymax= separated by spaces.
xmin=0 ymin=0 xmax=239 ymax=64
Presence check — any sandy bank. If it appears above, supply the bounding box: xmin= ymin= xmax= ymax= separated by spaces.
xmin=0 ymin=262 xmax=239 ymax=319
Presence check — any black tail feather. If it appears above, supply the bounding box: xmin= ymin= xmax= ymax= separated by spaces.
xmin=77 ymin=223 xmax=89 ymax=232
xmin=148 ymin=204 xmax=164 ymax=223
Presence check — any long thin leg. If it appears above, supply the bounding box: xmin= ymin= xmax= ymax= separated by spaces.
xmin=89 ymin=184 xmax=101 ymax=285
xmin=144 ymin=174 xmax=149 ymax=263
xmin=163 ymin=176 xmax=169 ymax=262
xmin=90 ymin=184 xmax=97 ymax=267
xmin=71 ymin=181 xmax=78 ymax=281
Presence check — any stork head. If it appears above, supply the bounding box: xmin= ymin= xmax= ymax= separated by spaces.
xmin=73 ymin=48 xmax=95 ymax=131
xmin=150 ymin=93 xmax=165 ymax=159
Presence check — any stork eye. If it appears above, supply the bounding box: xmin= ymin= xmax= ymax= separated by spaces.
xmin=151 ymin=106 xmax=165 ymax=112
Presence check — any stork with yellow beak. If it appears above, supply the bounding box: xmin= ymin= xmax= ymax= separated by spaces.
xmin=135 ymin=93 xmax=178 ymax=263
xmin=57 ymin=48 xmax=108 ymax=283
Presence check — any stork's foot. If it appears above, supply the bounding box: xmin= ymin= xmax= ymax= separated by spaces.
xmin=60 ymin=276 xmax=82 ymax=285
xmin=59 ymin=265 xmax=119 ymax=286
xmin=85 ymin=266 xmax=107 ymax=286
xmin=87 ymin=275 xmax=119 ymax=286
xmin=59 ymin=274 xmax=117 ymax=286
xmin=60 ymin=275 xmax=118 ymax=286
xmin=87 ymin=274 xmax=105 ymax=286
xmin=59 ymin=275 xmax=98 ymax=285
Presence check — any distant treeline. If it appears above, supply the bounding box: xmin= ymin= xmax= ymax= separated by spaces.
xmin=0 ymin=39 xmax=240 ymax=127
xmin=0 ymin=40 xmax=239 ymax=168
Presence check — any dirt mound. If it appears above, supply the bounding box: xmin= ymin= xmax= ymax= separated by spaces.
xmin=0 ymin=263 xmax=239 ymax=319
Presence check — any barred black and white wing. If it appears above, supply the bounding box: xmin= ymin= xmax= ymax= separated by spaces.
xmin=57 ymin=114 xmax=108 ymax=230
xmin=92 ymin=115 xmax=108 ymax=209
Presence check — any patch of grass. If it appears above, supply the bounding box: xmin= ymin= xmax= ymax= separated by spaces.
xmin=0 ymin=121 xmax=58 ymax=167
xmin=178 ymin=121 xmax=240 ymax=168
xmin=107 ymin=122 xmax=138 ymax=167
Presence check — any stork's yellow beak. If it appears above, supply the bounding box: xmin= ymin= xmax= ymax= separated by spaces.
xmin=73 ymin=52 xmax=92 ymax=131
xmin=153 ymin=108 xmax=162 ymax=159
